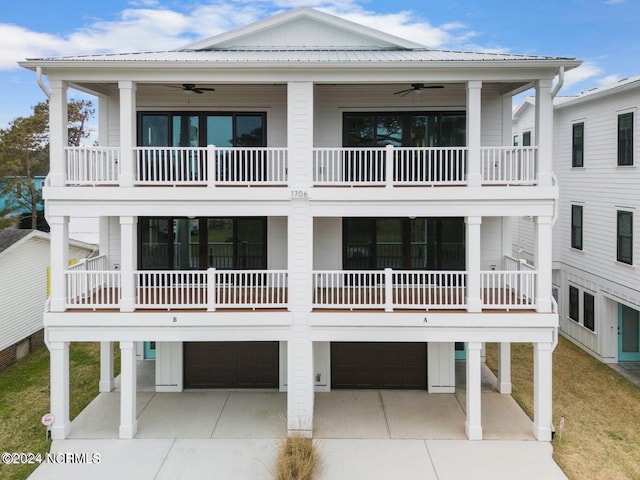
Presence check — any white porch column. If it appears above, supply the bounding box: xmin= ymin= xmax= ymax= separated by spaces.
xmin=533 ymin=342 xmax=553 ymax=441
xmin=535 ymin=78 xmax=554 ymax=187
xmin=49 ymin=341 xmax=70 ymax=439
xmin=535 ymin=216 xmax=553 ymax=313
xmin=49 ymin=216 xmax=69 ymax=312
xmin=465 ymin=341 xmax=483 ymax=440
xmin=120 ymin=216 xmax=137 ymax=312
xmin=466 ymin=80 xmax=482 ymax=187
xmin=118 ymin=81 xmax=137 ymax=187
xmin=49 ymin=80 xmax=68 ymax=187
xmin=502 ymin=94 xmax=513 ymax=146
xmin=99 ymin=341 xmax=114 ymax=392
xmin=497 ymin=342 xmax=512 ymax=394
xmin=119 ymin=341 xmax=137 ymax=439
xmin=466 ymin=216 xmax=482 ymax=312
xmin=286 ymin=80 xmax=315 ymax=436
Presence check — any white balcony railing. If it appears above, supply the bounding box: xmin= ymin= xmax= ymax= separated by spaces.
xmin=481 ymin=147 xmax=537 ymax=185
xmin=65 ymin=270 xmax=121 ymax=309
xmin=62 ymin=146 xmax=537 ymax=187
xmin=208 ymin=269 xmax=288 ymax=310
xmin=65 ymin=147 xmax=120 ymax=185
xmin=312 ymin=269 xmax=467 ymax=310
xmin=481 ymin=270 xmax=536 ymax=309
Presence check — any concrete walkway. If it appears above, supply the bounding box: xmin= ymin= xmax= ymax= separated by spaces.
xmin=29 ymin=361 xmax=567 ymax=479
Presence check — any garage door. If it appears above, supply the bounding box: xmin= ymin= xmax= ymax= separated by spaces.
xmin=183 ymin=341 xmax=279 ymax=389
xmin=331 ymin=342 xmax=427 ymax=389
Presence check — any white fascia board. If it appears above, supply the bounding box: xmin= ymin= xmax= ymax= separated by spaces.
xmin=308 ymin=324 xmax=556 ymax=343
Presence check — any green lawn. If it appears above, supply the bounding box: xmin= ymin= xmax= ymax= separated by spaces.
xmin=486 ymin=337 xmax=640 ymax=480
xmin=0 ymin=342 xmax=119 ymax=480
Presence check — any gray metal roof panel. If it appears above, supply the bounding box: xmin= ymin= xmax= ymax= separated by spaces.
xmin=25 ymin=48 xmax=576 ymax=64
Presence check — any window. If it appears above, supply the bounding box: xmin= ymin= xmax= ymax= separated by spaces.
xmin=522 ymin=131 xmax=531 ymax=147
xmin=618 ymin=112 xmax=634 ymax=166
xmin=343 ymin=217 xmax=465 ymax=271
xmin=343 ymin=112 xmax=466 ymax=147
xmin=571 ymin=205 xmax=583 ymax=250
xmin=617 ymin=211 xmax=633 ymax=264
xmin=584 ymin=292 xmax=595 ymax=331
xmin=139 ymin=217 xmax=267 ymax=270
xmin=572 ymin=122 xmax=584 ymax=167
xmin=569 ymin=285 xmax=579 ymax=322
xmin=513 ymin=135 xmax=519 ymax=147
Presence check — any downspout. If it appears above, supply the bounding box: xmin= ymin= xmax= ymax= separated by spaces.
xmin=550 ymin=66 xmax=564 ymax=351
xmin=551 ymin=66 xmax=564 ymax=98
xmin=36 ymin=67 xmax=50 ymax=99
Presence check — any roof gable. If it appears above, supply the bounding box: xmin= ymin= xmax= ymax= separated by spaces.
xmin=183 ymin=8 xmax=424 ymax=51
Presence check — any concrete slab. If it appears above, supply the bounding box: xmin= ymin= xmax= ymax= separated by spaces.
xmin=314 ymin=390 xmax=389 ymax=438
xmin=426 ymin=440 xmax=568 ymax=480
xmin=69 ymin=392 xmax=154 ymax=439
xmin=212 ymin=392 xmax=287 ymax=438
xmin=380 ymin=390 xmax=467 ymax=439
xmin=136 ymin=392 xmax=229 ymax=438
xmin=27 ymin=439 xmax=174 ymax=480
xmin=155 ymin=439 xmax=278 ymax=480
xmin=481 ymin=392 xmax=535 ymax=440
xmin=318 ymin=439 xmax=438 ymax=480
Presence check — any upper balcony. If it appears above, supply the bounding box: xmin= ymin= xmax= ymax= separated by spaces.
xmin=62 ymin=145 xmax=538 ymax=188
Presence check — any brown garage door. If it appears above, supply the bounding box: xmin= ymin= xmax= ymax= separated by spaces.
xmin=331 ymin=342 xmax=427 ymax=389
xmin=184 ymin=341 xmax=279 ymax=389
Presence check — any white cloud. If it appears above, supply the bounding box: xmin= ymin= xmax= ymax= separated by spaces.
xmin=562 ymin=61 xmax=603 ymax=89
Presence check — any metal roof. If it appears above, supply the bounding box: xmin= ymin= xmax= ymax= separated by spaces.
xmin=25 ymin=48 xmax=576 ymax=65
xmin=555 ymin=75 xmax=640 ymax=108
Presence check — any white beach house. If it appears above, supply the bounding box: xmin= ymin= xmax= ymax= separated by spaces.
xmin=19 ymin=8 xmax=580 ymax=441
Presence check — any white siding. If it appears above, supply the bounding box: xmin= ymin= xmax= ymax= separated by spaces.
xmin=553 ymin=84 xmax=640 ymax=360
xmin=313 ymin=217 xmax=342 ymax=269
xmin=480 ymin=217 xmax=503 ymax=270
xmin=108 ymin=217 xmax=121 ymax=269
xmin=268 ymin=217 xmax=288 ymax=269
xmin=0 ymin=236 xmax=93 ymax=351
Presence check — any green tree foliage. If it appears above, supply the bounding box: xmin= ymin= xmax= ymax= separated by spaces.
xmin=0 ymin=99 xmax=94 ymax=230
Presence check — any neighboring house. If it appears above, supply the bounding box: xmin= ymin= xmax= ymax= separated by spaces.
xmin=513 ymin=76 xmax=640 ymax=365
xmin=0 ymin=229 xmax=95 ymax=369
xmin=20 ymin=8 xmax=580 ymax=441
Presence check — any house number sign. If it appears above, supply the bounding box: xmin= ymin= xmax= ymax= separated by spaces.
xmin=291 ymin=190 xmax=309 ymax=199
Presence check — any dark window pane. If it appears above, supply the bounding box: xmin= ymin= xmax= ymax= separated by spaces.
xmin=584 ymin=292 xmax=595 ymax=331
xmin=173 ymin=115 xmax=200 ymax=147
xmin=571 ymin=205 xmax=583 ymax=250
xmin=173 ymin=218 xmax=200 ymax=269
xmin=344 ymin=219 xmax=375 ymax=269
xmin=236 ymin=218 xmax=266 ymax=269
xmin=376 ymin=115 xmax=403 ymax=146
xmin=344 ymin=115 xmax=374 ymax=147
xmin=618 ymin=113 xmax=634 ymax=166
xmin=572 ymin=123 xmax=584 ymax=167
xmin=440 ymin=114 xmax=466 ymax=147
xmin=376 ymin=219 xmax=403 ymax=268
xmin=513 ymin=135 xmax=519 ymax=147
xmin=140 ymin=115 xmax=169 ymax=146
xmin=522 ymin=131 xmax=531 ymax=147
xmin=235 ymin=115 xmax=265 ymax=147
xmin=569 ymin=286 xmax=579 ymax=322
xmin=140 ymin=218 xmax=170 ymax=269
xmin=206 ymin=116 xmax=234 ymax=147
xmin=617 ymin=211 xmax=633 ymax=264
xmin=207 ymin=219 xmax=234 ymax=269
xmin=621 ymin=305 xmax=639 ymax=353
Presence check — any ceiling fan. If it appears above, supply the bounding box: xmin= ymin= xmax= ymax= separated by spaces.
xmin=166 ymin=83 xmax=216 ymax=94
xmin=394 ymin=83 xmax=444 ymax=97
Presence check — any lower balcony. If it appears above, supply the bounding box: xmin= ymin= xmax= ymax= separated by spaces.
xmin=62 ymin=259 xmax=537 ymax=313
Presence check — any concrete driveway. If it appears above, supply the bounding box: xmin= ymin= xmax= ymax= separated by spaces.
xmin=28 ymin=361 xmax=567 ymax=480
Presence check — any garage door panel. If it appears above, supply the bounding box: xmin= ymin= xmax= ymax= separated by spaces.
xmin=184 ymin=341 xmax=278 ymax=389
xmin=331 ymin=342 xmax=427 ymax=389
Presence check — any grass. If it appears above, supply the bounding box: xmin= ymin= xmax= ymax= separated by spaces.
xmin=0 ymin=342 xmax=119 ymax=480
xmin=273 ymin=434 xmax=321 ymax=480
xmin=486 ymin=337 xmax=640 ymax=480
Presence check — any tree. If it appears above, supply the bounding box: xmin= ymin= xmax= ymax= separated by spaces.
xmin=0 ymin=99 xmax=94 ymax=230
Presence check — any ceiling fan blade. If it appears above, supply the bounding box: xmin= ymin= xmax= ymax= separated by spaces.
xmin=393 ymin=88 xmax=413 ymax=95
xmin=423 ymin=85 xmax=444 ymax=89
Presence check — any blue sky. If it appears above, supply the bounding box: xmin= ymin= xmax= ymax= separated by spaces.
xmin=1 ymin=0 xmax=638 ymax=129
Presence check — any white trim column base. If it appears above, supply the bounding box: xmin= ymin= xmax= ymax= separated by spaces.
xmin=99 ymin=341 xmax=114 ymax=392
xmin=533 ymin=342 xmax=553 ymax=441
xmin=119 ymin=341 xmax=137 ymax=439
xmin=465 ymin=341 xmax=483 ymax=440
xmin=497 ymin=342 xmax=512 ymax=394
xmin=286 ymin=335 xmax=314 ymax=437
xmin=49 ymin=341 xmax=71 ymax=440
